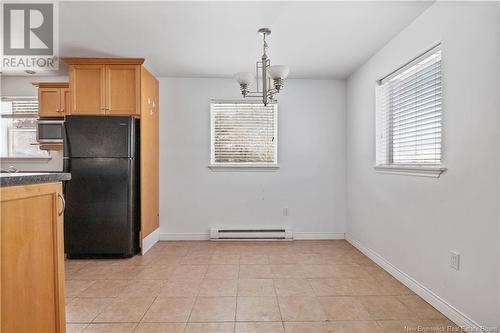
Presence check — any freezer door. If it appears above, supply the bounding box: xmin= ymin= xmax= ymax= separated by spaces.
xmin=64 ymin=158 xmax=138 ymax=257
xmin=64 ymin=116 xmax=136 ymax=158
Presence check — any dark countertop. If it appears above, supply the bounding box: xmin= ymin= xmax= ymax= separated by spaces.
xmin=0 ymin=172 xmax=71 ymax=187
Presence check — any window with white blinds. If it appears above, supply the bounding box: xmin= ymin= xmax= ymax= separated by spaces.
xmin=210 ymin=101 xmax=277 ymax=165
xmin=376 ymin=45 xmax=442 ymax=166
xmin=1 ymin=97 xmax=49 ymax=158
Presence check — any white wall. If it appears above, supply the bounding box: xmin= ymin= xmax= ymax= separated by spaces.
xmin=1 ymin=75 xmax=69 ymax=97
xmin=346 ymin=2 xmax=499 ymax=327
xmin=159 ymin=78 xmax=346 ymax=239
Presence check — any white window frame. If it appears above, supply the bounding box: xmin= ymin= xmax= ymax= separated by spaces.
xmin=209 ymin=100 xmax=278 ymax=170
xmin=374 ymin=44 xmax=446 ymax=178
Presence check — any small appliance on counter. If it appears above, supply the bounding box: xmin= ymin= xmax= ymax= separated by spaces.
xmin=63 ymin=116 xmax=140 ymax=258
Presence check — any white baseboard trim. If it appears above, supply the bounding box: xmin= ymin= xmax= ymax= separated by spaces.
xmin=346 ymin=235 xmax=481 ymax=330
xmin=159 ymin=232 xmax=345 ymax=241
xmin=142 ymin=228 xmax=160 ymax=254
xmin=293 ymin=232 xmax=345 ymax=240
xmin=160 ymin=233 xmax=210 ymax=240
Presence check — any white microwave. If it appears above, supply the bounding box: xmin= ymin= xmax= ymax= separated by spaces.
xmin=37 ymin=119 xmax=64 ymax=143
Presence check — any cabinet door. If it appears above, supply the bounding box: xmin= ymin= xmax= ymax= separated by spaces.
xmin=61 ymin=87 xmax=71 ymax=115
xmin=0 ymin=182 xmax=66 ymax=332
xmin=70 ymin=65 xmax=106 ymax=115
xmin=38 ymin=88 xmax=62 ymax=117
xmin=105 ymin=65 xmax=139 ymax=115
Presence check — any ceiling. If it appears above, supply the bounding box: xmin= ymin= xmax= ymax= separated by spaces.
xmin=58 ymin=1 xmax=433 ymax=79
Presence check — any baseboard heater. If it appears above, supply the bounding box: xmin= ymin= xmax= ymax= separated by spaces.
xmin=210 ymin=227 xmax=293 ymax=241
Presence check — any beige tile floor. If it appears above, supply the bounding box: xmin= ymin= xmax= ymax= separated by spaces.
xmin=65 ymin=240 xmax=458 ymax=333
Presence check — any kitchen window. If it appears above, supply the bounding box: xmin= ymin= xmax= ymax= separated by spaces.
xmin=375 ymin=44 xmax=445 ymax=177
xmin=0 ymin=97 xmax=49 ymax=159
xmin=210 ymin=101 xmax=278 ymax=168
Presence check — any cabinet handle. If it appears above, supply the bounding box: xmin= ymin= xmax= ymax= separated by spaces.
xmin=57 ymin=193 xmax=66 ymax=216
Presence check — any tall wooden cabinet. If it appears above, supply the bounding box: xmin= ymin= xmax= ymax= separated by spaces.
xmin=1 ymin=182 xmax=66 ymax=332
xmin=63 ymin=57 xmax=160 ymax=251
xmin=139 ymin=67 xmax=160 ymax=247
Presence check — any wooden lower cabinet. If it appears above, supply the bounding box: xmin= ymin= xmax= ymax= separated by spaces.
xmin=0 ymin=182 xmax=66 ymax=333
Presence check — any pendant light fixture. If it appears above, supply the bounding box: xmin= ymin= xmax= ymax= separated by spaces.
xmin=234 ymin=28 xmax=290 ymax=106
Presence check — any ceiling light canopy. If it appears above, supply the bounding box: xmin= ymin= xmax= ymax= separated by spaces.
xmin=234 ymin=28 xmax=289 ymax=106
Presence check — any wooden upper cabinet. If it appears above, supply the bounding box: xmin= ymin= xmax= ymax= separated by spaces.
xmin=63 ymin=58 xmax=144 ymax=116
xmin=33 ymin=82 xmax=70 ymax=117
xmin=69 ymin=64 xmax=106 ymax=115
xmin=106 ymin=65 xmax=140 ymax=116
xmin=39 ymin=88 xmax=61 ymax=117
xmin=62 ymin=87 xmax=71 ymax=115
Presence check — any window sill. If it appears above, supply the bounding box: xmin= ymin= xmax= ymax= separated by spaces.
xmin=374 ymin=165 xmax=446 ymax=178
xmin=208 ymin=164 xmax=280 ymax=172
xmin=1 ymin=157 xmax=52 ymax=163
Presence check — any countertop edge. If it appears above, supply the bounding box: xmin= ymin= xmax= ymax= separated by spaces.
xmin=0 ymin=173 xmax=71 ymax=187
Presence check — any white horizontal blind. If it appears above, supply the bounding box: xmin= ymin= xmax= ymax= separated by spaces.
xmin=1 ymin=97 xmax=39 ymax=117
xmin=376 ymin=45 xmax=442 ymax=165
xmin=211 ymin=101 xmax=277 ymax=164
xmin=12 ymin=99 xmax=39 ymax=114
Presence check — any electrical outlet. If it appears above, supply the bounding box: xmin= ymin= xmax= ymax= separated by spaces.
xmin=450 ymin=251 xmax=460 ymax=270
xmin=283 ymin=207 xmax=288 ymax=216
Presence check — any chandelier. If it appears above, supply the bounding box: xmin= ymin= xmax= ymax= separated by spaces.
xmin=234 ymin=28 xmax=290 ymax=106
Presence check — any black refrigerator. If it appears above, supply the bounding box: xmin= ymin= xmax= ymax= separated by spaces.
xmin=63 ymin=116 xmax=140 ymax=258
